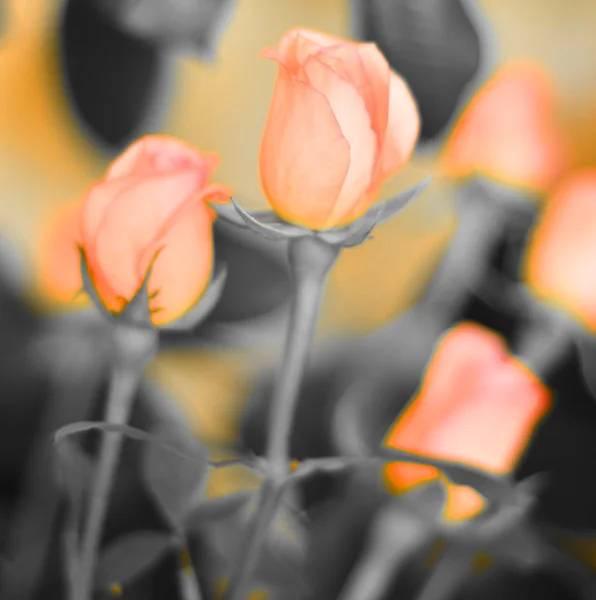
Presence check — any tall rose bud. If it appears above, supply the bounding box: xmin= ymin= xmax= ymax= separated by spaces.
xmin=524 ymin=171 xmax=596 ymax=332
xmin=383 ymin=322 xmax=550 ymax=521
xmin=40 ymin=135 xmax=231 ymax=327
xmin=259 ymin=28 xmax=420 ymax=231
xmin=441 ymin=63 xmax=570 ymax=194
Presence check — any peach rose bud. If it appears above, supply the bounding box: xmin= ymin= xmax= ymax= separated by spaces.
xmin=383 ymin=322 xmax=551 ymax=522
xmin=259 ymin=28 xmax=420 ymax=231
xmin=524 ymin=170 xmax=596 ymax=332
xmin=441 ymin=62 xmax=570 ymax=194
xmin=40 ymin=135 xmax=231 ymax=328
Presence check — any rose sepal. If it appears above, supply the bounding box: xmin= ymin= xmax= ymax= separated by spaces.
xmin=79 ymin=247 xmax=227 ymax=331
xmin=209 ymin=177 xmax=431 ymax=249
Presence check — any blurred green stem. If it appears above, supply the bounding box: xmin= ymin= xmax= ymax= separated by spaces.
xmin=224 ymin=237 xmax=340 ymax=600
xmin=74 ymin=325 xmax=157 ymax=600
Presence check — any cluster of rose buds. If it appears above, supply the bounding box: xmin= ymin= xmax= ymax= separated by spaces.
xmin=38 ymin=20 xmax=593 ymax=600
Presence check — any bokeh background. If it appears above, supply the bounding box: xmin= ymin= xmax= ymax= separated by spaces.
xmin=3 ymin=1 xmax=596 ymax=599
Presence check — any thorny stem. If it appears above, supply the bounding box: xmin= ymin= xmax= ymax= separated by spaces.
xmin=223 ymin=237 xmax=340 ymax=600
xmin=74 ymin=325 xmax=157 ymax=600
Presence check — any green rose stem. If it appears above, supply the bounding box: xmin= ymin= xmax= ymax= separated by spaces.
xmin=75 ymin=324 xmax=158 ymax=600
xmin=223 ymin=236 xmax=340 ymax=600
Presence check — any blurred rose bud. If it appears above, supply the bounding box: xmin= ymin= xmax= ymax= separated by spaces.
xmin=93 ymin=0 xmax=236 ymax=57
xmin=383 ymin=322 xmax=551 ymax=521
xmin=357 ymin=0 xmax=491 ymax=143
xmin=523 ymin=171 xmax=596 ymax=332
xmin=441 ymin=63 xmax=571 ymax=194
xmin=259 ymin=28 xmax=420 ymax=231
xmin=41 ymin=135 xmax=231 ymax=327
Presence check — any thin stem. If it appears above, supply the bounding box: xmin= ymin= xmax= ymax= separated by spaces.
xmin=177 ymin=544 xmax=204 ymax=600
xmin=413 ymin=543 xmax=473 ymax=600
xmin=75 ymin=365 xmax=142 ymax=599
xmin=223 ymin=237 xmax=339 ymax=600
xmin=266 ymin=240 xmax=339 ymax=477
xmin=339 ymin=504 xmax=432 ymax=600
xmin=223 ymin=480 xmax=285 ymax=600
xmin=514 ymin=309 xmax=575 ymax=378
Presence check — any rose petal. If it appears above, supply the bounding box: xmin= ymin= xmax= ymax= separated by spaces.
xmin=524 ymin=171 xmax=596 ymax=329
xmin=92 ymin=170 xmax=203 ymax=299
xmin=384 ymin=323 xmax=550 ymax=497
xmin=380 ymin=71 xmax=420 ymax=178
xmin=107 ymin=135 xmax=219 ymax=181
xmin=259 ymin=64 xmax=351 ymax=230
xmin=145 ymin=196 xmax=215 ymax=326
xmin=357 ymin=43 xmax=391 ymax=159
xmin=303 ymin=56 xmax=377 ymax=227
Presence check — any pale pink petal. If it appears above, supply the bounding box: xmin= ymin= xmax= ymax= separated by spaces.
xmin=357 ymin=43 xmax=391 ymax=156
xmin=259 ymin=64 xmax=351 ymax=230
xmin=81 ymin=177 xmax=139 ymax=248
xmin=380 ymin=71 xmax=420 ymax=178
xmin=106 ymin=135 xmax=219 ymax=181
xmin=145 ymin=197 xmax=215 ymax=326
xmin=92 ymin=170 xmax=203 ymax=299
xmin=105 ymin=138 xmax=150 ymax=180
xmin=303 ymin=56 xmax=378 ymax=227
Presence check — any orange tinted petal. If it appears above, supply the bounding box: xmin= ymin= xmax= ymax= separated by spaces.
xmin=380 ymin=71 xmax=420 ymax=178
xmin=357 ymin=43 xmax=391 ymax=151
xmin=442 ymin=63 xmax=569 ymax=192
xmin=384 ymin=322 xmax=550 ymax=504
xmin=146 ymin=196 xmax=215 ymax=326
xmin=303 ymin=56 xmax=377 ymax=227
xmin=92 ymin=171 xmax=203 ymax=300
xmin=259 ymin=64 xmax=351 ymax=230
xmin=524 ymin=170 xmax=596 ymax=330
xmin=38 ymin=201 xmax=83 ymax=303
xmin=106 ymin=135 xmax=218 ymax=181
xmin=442 ymin=483 xmax=485 ymax=522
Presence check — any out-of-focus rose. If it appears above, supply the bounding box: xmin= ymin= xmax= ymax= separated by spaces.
xmin=39 ymin=135 xmax=231 ymax=326
xmin=441 ymin=63 xmax=570 ymax=194
xmin=259 ymin=28 xmax=420 ymax=231
xmin=523 ymin=170 xmax=596 ymax=331
xmin=383 ymin=322 xmax=551 ymax=521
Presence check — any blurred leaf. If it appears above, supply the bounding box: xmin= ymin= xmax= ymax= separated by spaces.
xmin=184 ymin=491 xmax=255 ymax=528
xmin=94 ymin=530 xmax=174 ymax=591
xmin=358 ymin=0 xmax=493 ymax=143
xmin=143 ymin=422 xmax=209 ymax=527
xmin=204 ymin=493 xmax=309 ymax=594
xmin=93 ymin=0 xmax=236 ymax=59
xmin=59 ymin=0 xmax=171 ymax=152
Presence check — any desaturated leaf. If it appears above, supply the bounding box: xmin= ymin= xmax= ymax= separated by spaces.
xmin=204 ymin=494 xmax=308 ymax=594
xmin=94 ymin=0 xmax=237 ymax=58
xmin=359 ymin=0 xmax=493 ymax=143
xmin=143 ymin=423 xmax=210 ymax=526
xmin=94 ymin=531 xmax=174 ymax=591
xmin=60 ymin=0 xmax=171 ymax=152
xmin=184 ymin=491 xmax=255 ymax=529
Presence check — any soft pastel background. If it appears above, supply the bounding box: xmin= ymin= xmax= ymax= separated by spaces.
xmin=1 ymin=0 xmax=596 ymax=449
